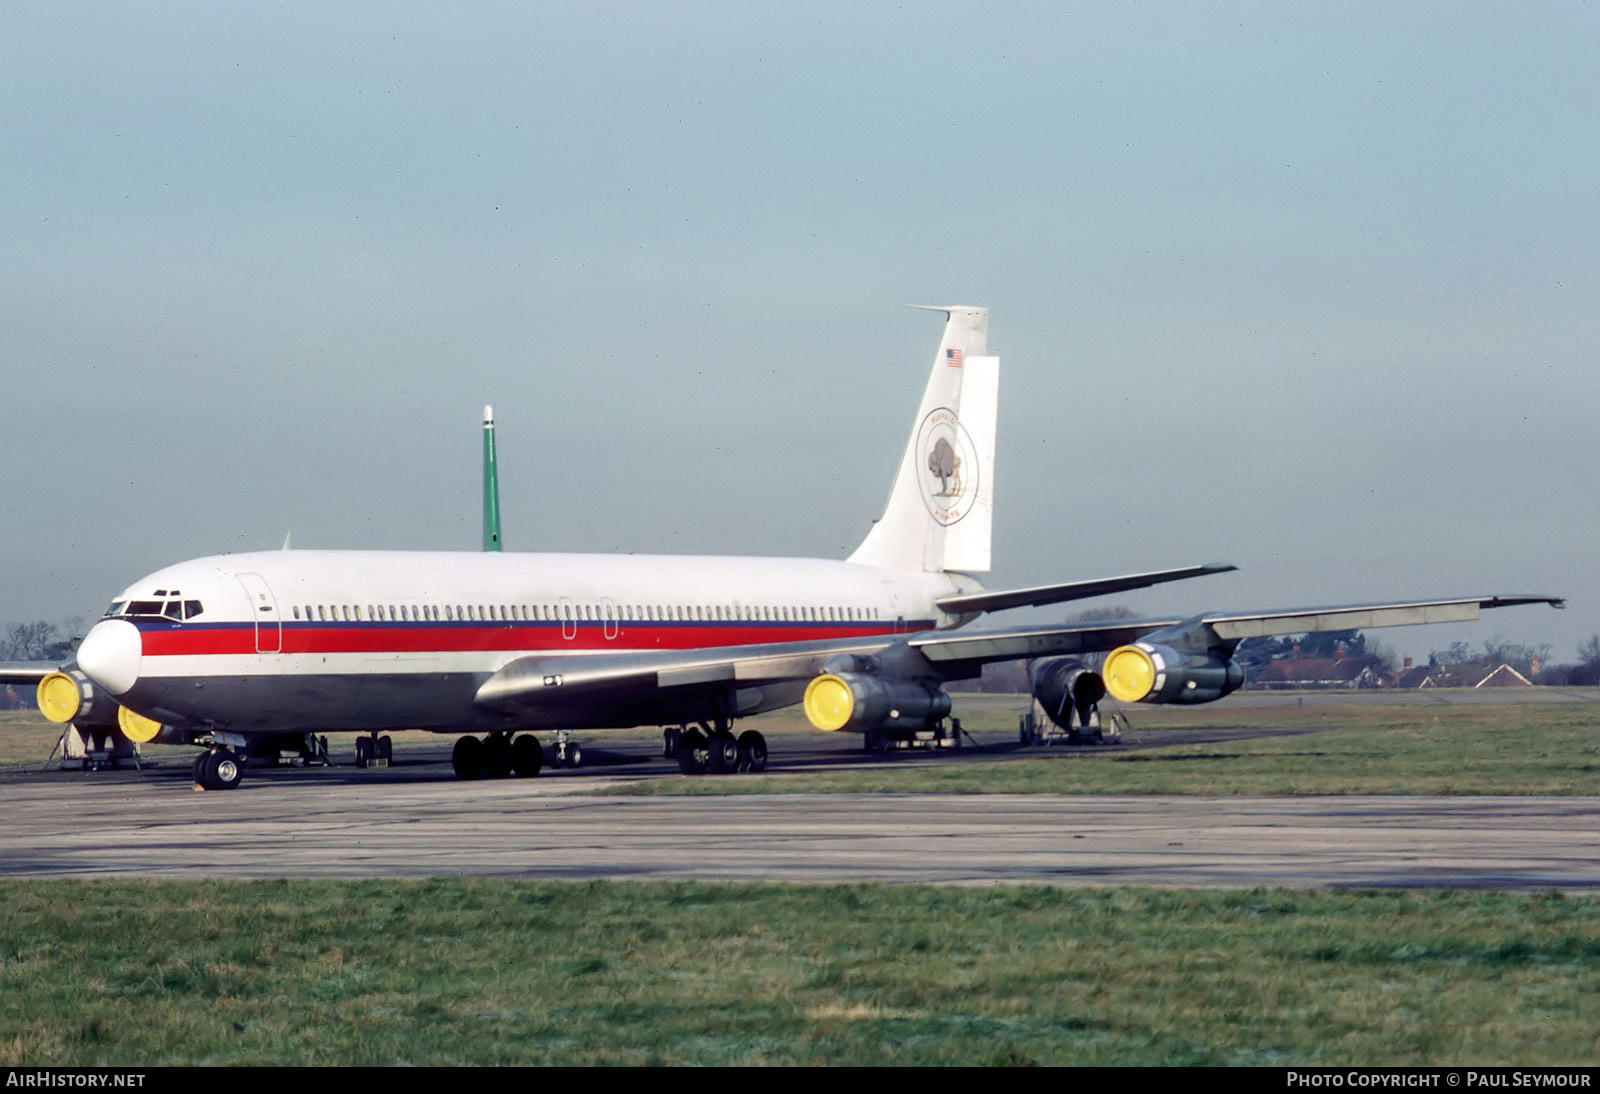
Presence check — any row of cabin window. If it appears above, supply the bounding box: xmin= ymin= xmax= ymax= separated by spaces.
xmin=289 ymin=603 xmax=884 ymax=624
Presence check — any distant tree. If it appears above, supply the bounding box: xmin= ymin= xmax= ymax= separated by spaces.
xmin=978 ymin=660 xmax=1029 ymax=693
xmin=3 ymin=621 xmax=58 ymax=660
xmin=1235 ymin=636 xmax=1287 ymax=677
xmin=1430 ymin=640 xmax=1476 ymax=666
xmin=1063 ymin=605 xmax=1141 ymax=673
xmin=1559 ymin=635 xmax=1600 ymax=686
xmin=1295 ymin=628 xmax=1366 ymax=659
xmin=1364 ymin=638 xmax=1399 ymax=674
xmin=1461 ymin=635 xmax=1554 ymax=674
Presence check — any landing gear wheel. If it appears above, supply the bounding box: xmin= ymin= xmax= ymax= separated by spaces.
xmin=376 ymin=735 xmax=392 ymax=764
xmin=663 ymin=727 xmax=682 ymax=758
xmin=708 ymin=733 xmax=740 ymax=774
xmin=510 ymin=734 xmax=543 ymax=778
xmin=736 ymin=730 xmax=768 ymax=773
xmin=355 ymin=737 xmax=372 ymax=768
xmin=482 ymin=734 xmax=512 ymax=778
xmin=199 ymin=748 xmax=243 ymax=790
xmin=676 ymin=729 xmax=709 ymax=775
xmin=192 ymin=752 xmax=207 ymax=783
xmin=452 ymin=736 xmax=485 ymax=780
xmin=552 ymin=731 xmax=581 ymax=769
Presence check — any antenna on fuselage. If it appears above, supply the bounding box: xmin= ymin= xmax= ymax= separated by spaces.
xmin=482 ymin=404 xmax=503 ymax=552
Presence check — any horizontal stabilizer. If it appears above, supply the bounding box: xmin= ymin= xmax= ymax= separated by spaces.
xmin=935 ymin=563 xmax=1236 ymax=616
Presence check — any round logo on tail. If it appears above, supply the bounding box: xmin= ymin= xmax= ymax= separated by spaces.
xmin=914 ymin=407 xmax=979 ymax=525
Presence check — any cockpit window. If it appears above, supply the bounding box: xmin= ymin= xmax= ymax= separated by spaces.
xmin=104 ymin=601 xmax=127 ymax=617
xmin=119 ymin=599 xmax=203 ymax=621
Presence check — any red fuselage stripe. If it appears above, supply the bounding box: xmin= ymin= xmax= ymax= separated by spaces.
xmin=135 ymin=621 xmax=926 ymax=657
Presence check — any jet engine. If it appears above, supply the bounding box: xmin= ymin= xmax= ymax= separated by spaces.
xmin=1102 ymin=642 xmax=1243 ymax=705
xmin=37 ymin=668 xmax=118 ymax=730
xmin=1027 ymin=657 xmax=1106 ymax=730
xmin=36 ymin=665 xmax=185 ymax=765
xmin=802 ymin=659 xmax=952 ymax=735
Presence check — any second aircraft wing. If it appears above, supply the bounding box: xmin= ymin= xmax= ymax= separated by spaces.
xmin=472 ymin=593 xmax=1563 ymax=725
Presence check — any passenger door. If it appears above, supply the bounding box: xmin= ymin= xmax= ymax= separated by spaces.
xmin=235 ymin=572 xmax=282 ymax=654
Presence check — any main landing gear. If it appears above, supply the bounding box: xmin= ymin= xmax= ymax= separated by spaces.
xmin=192 ymin=747 xmax=243 ymax=791
xmin=451 ymin=732 xmax=544 ymax=780
xmin=354 ymin=734 xmax=393 ymax=768
xmin=664 ymin=721 xmax=768 ymax=776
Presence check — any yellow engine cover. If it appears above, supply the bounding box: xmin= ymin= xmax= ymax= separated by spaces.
xmin=116 ymin=705 xmax=162 ymax=744
xmin=36 ymin=672 xmax=82 ymax=724
xmin=1103 ymin=645 xmax=1157 ymax=703
xmin=803 ymin=674 xmax=854 ymax=731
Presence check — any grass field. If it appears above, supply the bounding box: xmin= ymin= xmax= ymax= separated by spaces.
xmin=0 ymin=710 xmax=214 ymax=771
xmin=607 ymin=695 xmax=1600 ymax=796
xmin=5 ymin=699 xmax=1597 ymax=1065
xmin=3 ymin=879 xmax=1597 ymax=1066
xmin=7 ymin=693 xmax=1599 ymax=797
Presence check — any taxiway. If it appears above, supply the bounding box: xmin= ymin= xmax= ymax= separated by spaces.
xmin=3 ymin=754 xmax=1594 ymax=890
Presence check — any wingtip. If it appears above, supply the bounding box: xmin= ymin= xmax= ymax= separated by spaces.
xmin=1481 ymin=594 xmax=1566 ymax=610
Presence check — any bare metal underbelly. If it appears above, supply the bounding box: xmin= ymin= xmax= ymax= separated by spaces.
xmin=120 ymin=674 xmax=810 ymax=737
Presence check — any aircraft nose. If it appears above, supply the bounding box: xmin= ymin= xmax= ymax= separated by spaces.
xmin=76 ymin=619 xmax=142 ymax=696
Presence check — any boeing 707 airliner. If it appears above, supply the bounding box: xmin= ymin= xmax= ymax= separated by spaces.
xmin=13 ymin=307 xmax=1562 ymax=788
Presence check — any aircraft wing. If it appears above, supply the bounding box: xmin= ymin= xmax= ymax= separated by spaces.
xmin=934 ymin=563 xmax=1236 ymax=615
xmin=473 ymin=635 xmax=896 ymax=722
xmin=0 ymin=662 xmax=56 ymax=686
xmin=474 ymin=594 xmax=1562 ymax=720
xmin=910 ymin=594 xmax=1565 ymax=678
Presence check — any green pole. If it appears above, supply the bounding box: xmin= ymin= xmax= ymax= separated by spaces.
xmin=482 ymin=405 xmax=502 ymax=552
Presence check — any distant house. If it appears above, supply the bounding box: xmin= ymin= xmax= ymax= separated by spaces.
xmin=1252 ymin=656 xmax=1381 ymax=690
xmin=1472 ymin=664 xmax=1535 ymax=687
xmin=1395 ymin=664 xmax=1435 ymax=689
xmin=1394 ymin=661 xmax=1535 ymax=689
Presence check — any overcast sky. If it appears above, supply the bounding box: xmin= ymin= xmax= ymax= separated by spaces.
xmin=3 ymin=2 xmax=1594 ymax=662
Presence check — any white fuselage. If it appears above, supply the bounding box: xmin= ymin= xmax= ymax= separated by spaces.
xmin=72 ymin=306 xmax=1002 ymax=746
xmin=79 ymin=549 xmax=979 ymax=736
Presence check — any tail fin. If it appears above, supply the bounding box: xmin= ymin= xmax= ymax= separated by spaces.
xmin=848 ymin=306 xmax=998 ymax=573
